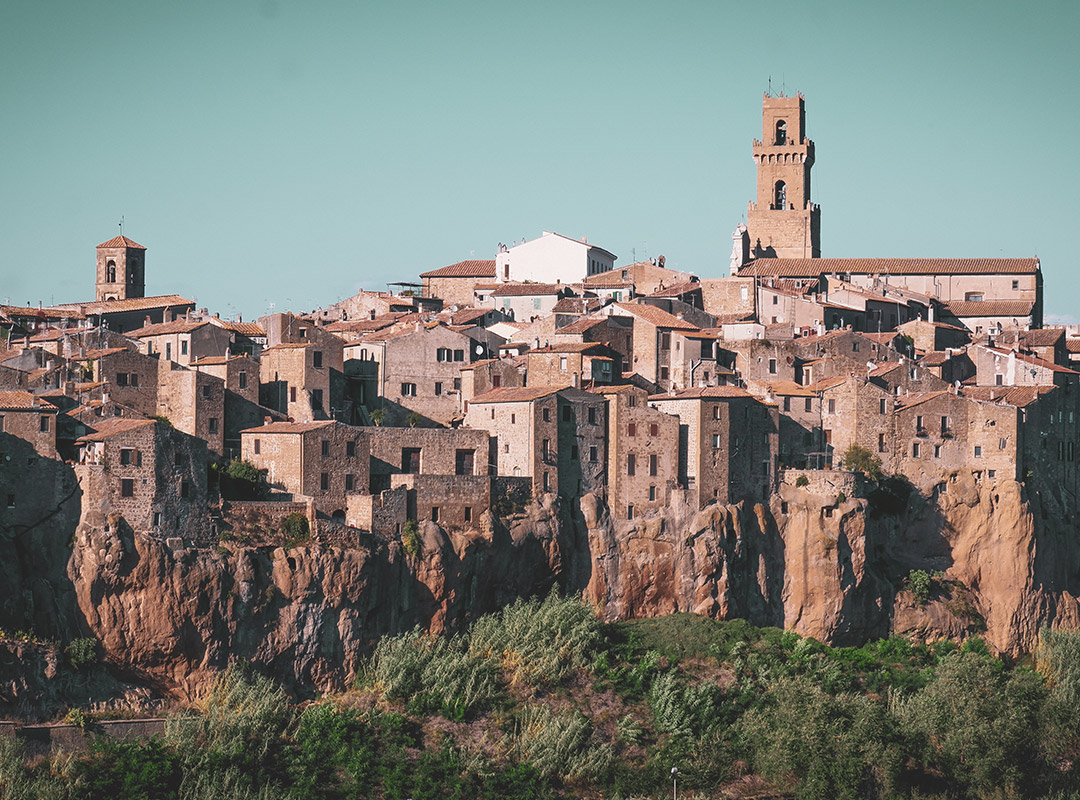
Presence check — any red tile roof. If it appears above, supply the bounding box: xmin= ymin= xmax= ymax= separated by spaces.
xmin=943 ymin=300 xmax=1035 ymax=318
xmin=55 ymin=294 xmax=195 ymax=315
xmin=648 ymin=386 xmax=754 ymax=401
xmin=1 ymin=305 xmax=86 ymax=321
xmin=896 ymin=390 xmax=950 ymax=411
xmin=420 ymin=260 xmax=497 ymax=279
xmin=556 ymin=316 xmax=608 ymax=334
xmin=1066 ymin=339 xmax=1080 ymax=354
xmin=739 ymin=257 xmax=1040 ymax=278
xmin=210 ymin=319 xmax=266 ymax=337
xmin=0 ymin=391 xmax=58 ymax=411
xmin=490 ymin=283 xmax=565 ymax=297
xmin=648 ymin=281 xmax=701 ymax=298
xmin=868 ymin=362 xmax=902 ymax=378
xmin=96 ymin=235 xmax=146 ymax=250
xmin=982 ymin=346 xmax=1078 ymax=374
xmin=239 ymin=421 xmax=336 ymax=435
xmin=963 ymin=385 xmax=1056 ymax=407
xmin=758 ymin=380 xmax=815 ymax=397
xmin=552 ymin=297 xmax=603 ymax=314
xmin=76 ymin=417 xmax=155 ymax=441
xmin=612 ymin=303 xmax=699 ymax=331
xmin=469 ymin=386 xmax=564 ymax=403
xmin=919 ymin=351 xmax=953 ymax=366
xmin=127 ymin=320 xmax=208 ymax=338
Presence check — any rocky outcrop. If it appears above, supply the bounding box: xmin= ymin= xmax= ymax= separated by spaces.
xmin=4 ymin=468 xmax=1080 ymax=711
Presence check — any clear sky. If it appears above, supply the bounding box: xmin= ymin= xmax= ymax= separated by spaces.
xmin=2 ymin=1 xmax=1078 ymax=322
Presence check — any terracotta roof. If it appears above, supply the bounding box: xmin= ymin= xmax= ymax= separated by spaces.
xmin=444 ymin=307 xmax=490 ymax=325
xmin=469 ymin=386 xmax=563 ymax=403
xmin=96 ymin=236 xmax=146 ymax=250
xmin=963 ymin=385 xmax=1056 ymax=407
xmin=552 ymin=297 xmax=603 ymax=314
xmin=759 ymin=380 xmax=815 ymax=397
xmin=0 ymin=391 xmax=58 ymax=411
xmin=648 ymin=281 xmax=701 ymax=298
xmin=868 ymin=362 xmax=902 ymax=378
xmin=127 ymin=320 xmax=208 ymax=338
xmin=943 ymin=300 xmax=1035 ymax=318
xmin=806 ymin=376 xmax=849 ymax=392
xmin=919 ymin=351 xmax=953 ymax=366
xmin=1019 ymin=328 xmax=1065 ymax=348
xmin=420 ymin=259 xmax=497 ymax=279
xmin=1 ymin=305 xmax=86 ymax=321
xmin=896 ymin=390 xmax=950 ymax=411
xmin=76 ymin=417 xmax=155 ymax=441
xmin=490 ymin=283 xmax=565 ymax=297
xmin=261 ymin=342 xmax=312 ymax=351
xmin=862 ymin=332 xmax=903 ymax=345
xmin=529 ymin=342 xmax=612 ymax=354
xmin=982 ymin=346 xmax=1079 ymax=375
xmin=556 ymin=317 xmax=607 ymax=334
xmin=212 ymin=320 xmax=265 ymax=337
xmin=739 ymin=257 xmax=1040 ymax=278
xmin=612 ymin=303 xmax=699 ymax=331
xmin=1066 ymin=339 xmax=1080 ymax=354
xmin=56 ymin=294 xmax=195 ymax=315
xmin=589 ymin=383 xmax=641 ymax=395
xmin=239 ymin=420 xmax=335 ymax=435
xmin=77 ymin=347 xmax=128 ymax=360
xmin=648 ymin=386 xmax=754 ymax=401
xmin=191 ymin=355 xmax=249 ymax=366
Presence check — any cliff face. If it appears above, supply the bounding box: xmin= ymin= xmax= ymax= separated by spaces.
xmin=4 ymin=469 xmax=1080 ymax=710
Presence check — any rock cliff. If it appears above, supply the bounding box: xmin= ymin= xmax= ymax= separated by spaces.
xmin=3 ymin=468 xmax=1080 ymax=714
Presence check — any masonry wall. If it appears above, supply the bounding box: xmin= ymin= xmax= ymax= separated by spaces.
xmin=92 ymin=350 xmax=160 ymax=416
xmin=0 ymin=406 xmax=57 ymax=458
xmin=299 ymin=424 xmax=370 ymax=515
xmin=368 ymin=426 xmax=489 ymax=483
xmin=260 ymin=346 xmax=331 ymax=422
xmin=157 ymin=363 xmax=226 ymax=456
xmin=390 ymin=474 xmax=490 ymax=528
xmin=557 ymin=392 xmax=607 ymax=500
xmin=347 ymin=486 xmax=407 ymax=536
xmin=604 ymin=388 xmax=679 ymax=520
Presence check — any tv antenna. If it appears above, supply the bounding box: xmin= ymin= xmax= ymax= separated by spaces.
xmin=767 ymin=76 xmax=772 ymax=97
xmin=118 ymin=215 xmax=125 ymax=236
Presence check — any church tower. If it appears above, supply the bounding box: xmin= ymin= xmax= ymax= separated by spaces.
xmin=95 ymin=236 xmax=146 ymax=302
xmin=745 ymin=92 xmax=820 ymax=259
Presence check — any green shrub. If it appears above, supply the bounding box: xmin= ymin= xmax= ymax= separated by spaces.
xmin=841 ymin=443 xmax=881 ymax=481
xmin=514 ymin=704 xmax=612 ymax=781
xmin=280 ymin=512 xmax=309 ymax=547
xmin=908 ymin=569 xmax=932 ymax=607
xmin=219 ymin=459 xmax=268 ymax=500
xmin=66 ymin=636 xmax=99 ymax=670
xmin=469 ymin=589 xmax=600 ymax=688
xmin=401 ymin=518 xmax=420 ymax=556
xmin=795 ymin=475 xmax=810 ymax=487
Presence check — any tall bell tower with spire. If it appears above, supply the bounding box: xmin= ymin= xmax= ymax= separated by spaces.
xmin=745 ymin=92 xmax=820 ymax=259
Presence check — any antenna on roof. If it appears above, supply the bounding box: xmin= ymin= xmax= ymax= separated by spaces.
xmin=119 ymin=215 xmax=124 ymax=236
xmin=767 ymin=76 xmax=772 ymax=97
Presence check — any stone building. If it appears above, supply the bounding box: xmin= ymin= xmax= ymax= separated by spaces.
xmin=749 ymin=380 xmax=821 ymax=469
xmin=525 ymin=342 xmax=622 ymax=388
xmin=75 ymin=418 xmax=209 ymax=542
xmin=94 ymin=236 xmax=146 ymax=302
xmin=192 ymin=354 xmax=268 ymax=457
xmin=157 ymin=360 xmax=227 ymax=456
xmin=239 ymin=420 xmax=369 ymax=518
xmin=607 ymin=302 xmax=702 ymax=391
xmin=593 ymin=384 xmax=679 ymax=520
xmin=484 ymin=283 xmax=572 ymax=322
xmin=367 ymin=426 xmax=490 ymax=526
xmin=583 ymin=261 xmax=695 ymax=298
xmin=971 ymin=344 xmax=1080 ymax=388
xmin=495 ymin=231 xmax=616 ymax=284
xmin=128 ymin=319 xmax=232 ymax=366
xmin=81 ymin=347 xmax=160 ymax=417
xmin=458 ymin=358 xmax=523 ymax=413
xmin=0 ymin=391 xmax=59 ymax=458
xmin=811 ymin=375 xmax=894 ymax=467
xmin=745 ymin=93 xmax=820 ymax=260
xmin=259 ymin=343 xmax=334 ymax=423
xmin=420 ymin=260 xmax=497 ymax=307
xmin=53 ymin=295 xmax=196 ymax=334
xmin=648 ymin=386 xmax=779 ymax=508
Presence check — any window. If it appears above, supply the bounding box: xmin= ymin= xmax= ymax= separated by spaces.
xmin=650 ymin=423 xmax=658 ymax=436
xmin=453 ymin=377 xmax=461 ymax=391
xmin=941 ymin=416 xmax=950 ymax=434
xmin=39 ymin=415 xmax=49 ymax=432
xmin=828 ymin=399 xmax=836 ymax=413
xmin=880 ymin=398 xmax=887 ymax=414
xmin=542 ymin=407 xmax=550 ymax=422
xmin=455 ymin=449 xmax=474 ymax=475
xmin=345 ymin=474 xmax=355 ymax=491
xmin=588 ymin=407 xmax=596 ymax=425
xmin=180 ymin=480 xmax=190 ymax=500
xmin=542 ymin=438 xmax=551 ymax=459
xmin=312 ymin=351 xmax=323 ymax=369
xmin=401 ymin=382 xmax=417 ymax=397
xmin=0 ymin=415 xmax=4 ymax=431
xmin=166 ymin=343 xmax=172 ymax=361
xmin=253 ymin=439 xmax=261 ymax=455
xmin=238 ymin=372 xmax=247 ymax=390
xmin=311 ymin=389 xmax=323 ymax=410
xmin=999 ymin=437 xmax=1007 ymax=450
xmin=713 ymin=433 xmax=722 ymax=449
xmin=533 ymin=298 xmax=542 ymax=310
xmin=402 ymin=448 xmax=421 ymax=474
xmin=560 ymin=356 xmax=568 ymax=371
xmin=437 ymin=348 xmax=450 ymax=362
xmin=773 ymin=295 xmax=779 ymax=305
xmin=996 ymin=374 xmax=1003 ymax=386
xmin=627 ymin=504 xmax=634 ymax=520
xmin=431 ymin=507 xmax=439 ymax=523
xmin=464 ymin=506 xmax=472 ymax=522
xmin=628 ymin=395 xmax=637 ymax=408
xmin=804 ymin=398 xmax=812 ymax=412
xmin=852 ymin=342 xmax=859 ymax=353
xmin=1012 ymin=280 xmax=1019 ymax=290
xmin=627 ymin=454 xmax=636 ymax=476
xmin=590 ymin=446 xmax=598 ymax=462
xmin=347 ymin=440 xmax=356 ymax=457
xmin=627 ymin=422 xmax=637 ymax=437
xmin=435 ymin=382 xmax=442 ymax=396
xmin=453 ymin=350 xmax=464 ymax=361
xmin=511 ymin=413 xmax=516 ymax=424
xmin=320 ymin=472 xmax=330 ymax=491
xmin=878 ymin=433 xmax=886 ymax=452
xmin=660 ymin=366 xmax=669 ymax=381
xmin=116 ymin=372 xmax=128 ymax=387
xmin=769 ymin=358 xmax=777 ymax=374
xmin=121 ymin=479 xmax=134 ymax=497
xmin=974 ymin=446 xmax=982 ymax=458
xmin=290 ymin=386 xmax=297 ymax=403
xmin=649 ymin=485 xmax=656 ymax=501
xmin=153 ymin=512 xmax=161 ymax=527
xmin=209 ymin=418 xmax=219 ymax=434
xmin=543 ymin=472 xmax=550 ymax=491
xmin=912 ymin=442 xmax=920 ymax=457
xmin=106 ymin=260 xmax=116 ymax=282
xmin=649 ymin=454 xmax=658 ymax=476
xmin=713 ymin=406 xmax=721 ymax=420
xmin=120 ymin=448 xmax=134 ymax=466
xmin=774 ymin=180 xmax=786 ymax=208
xmin=965 ymin=292 xmax=984 ymax=302
xmin=934 ymin=444 xmax=941 ymax=458
xmin=775 ymin=119 xmax=787 ymax=144
xmin=321 ymin=440 xmax=330 ymax=457
xmin=783 ymin=397 xmax=791 ymax=412
xmin=562 ymin=406 xmax=571 ymax=422
xmin=181 ymin=340 xmax=189 ymax=356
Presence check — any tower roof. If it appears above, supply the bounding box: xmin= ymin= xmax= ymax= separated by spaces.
xmin=96 ymin=235 xmax=146 ymax=250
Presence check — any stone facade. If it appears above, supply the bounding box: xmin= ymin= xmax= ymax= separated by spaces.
xmin=0 ymin=392 xmax=58 ymax=458
xmin=368 ymin=426 xmax=489 ymax=487
xmin=95 ymin=236 xmax=146 ymax=302
xmin=259 ymin=344 xmax=333 ymax=422
xmin=157 ymin=361 xmax=226 ymax=456
xmin=131 ymin=320 xmax=232 ymax=366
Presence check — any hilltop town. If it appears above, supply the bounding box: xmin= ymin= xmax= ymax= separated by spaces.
xmin=2 ymin=93 xmax=1074 ymax=548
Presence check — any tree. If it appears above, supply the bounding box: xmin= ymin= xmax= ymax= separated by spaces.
xmin=841 ymin=443 xmax=882 ymax=481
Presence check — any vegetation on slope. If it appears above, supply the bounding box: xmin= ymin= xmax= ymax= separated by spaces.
xmin=4 ymin=593 xmax=1080 ymax=799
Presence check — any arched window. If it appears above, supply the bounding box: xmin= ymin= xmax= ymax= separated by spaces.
xmin=774 ymin=181 xmax=786 ymax=209
xmin=775 ymin=120 xmax=787 ymax=145
xmin=106 ymin=260 xmax=116 ymax=282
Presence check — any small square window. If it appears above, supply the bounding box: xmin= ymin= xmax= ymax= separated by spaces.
xmin=181 ymin=480 xmax=191 ymax=498
xmin=312 ymin=351 xmax=323 ymax=369
xmin=121 ymin=479 xmax=134 ymax=498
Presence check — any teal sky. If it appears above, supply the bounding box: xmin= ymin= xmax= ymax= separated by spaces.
xmin=3 ymin=1 xmax=1078 ymax=322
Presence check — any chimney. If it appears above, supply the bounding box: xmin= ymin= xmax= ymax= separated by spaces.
xmin=264 ymin=416 xmax=273 ymax=425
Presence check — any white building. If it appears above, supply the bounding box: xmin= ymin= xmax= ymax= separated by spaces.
xmin=495 ymin=231 xmax=616 ymax=285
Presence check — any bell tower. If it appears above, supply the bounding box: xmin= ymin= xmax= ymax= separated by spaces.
xmin=95 ymin=235 xmax=146 ymax=302
xmin=745 ymin=92 xmax=820 ymax=259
